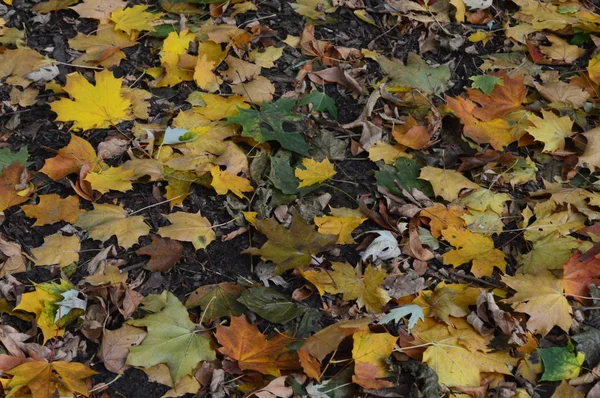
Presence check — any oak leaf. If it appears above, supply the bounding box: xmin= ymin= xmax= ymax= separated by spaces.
xmin=157 ymin=211 xmax=215 ymax=251
xmin=39 ymin=134 xmax=99 ymax=181
xmin=209 ymin=166 xmax=253 ymax=198
xmin=50 ymin=69 xmax=133 ymax=131
xmin=4 ymin=360 xmax=96 ymax=398
xmin=136 ymin=235 xmax=184 ymax=272
xmin=295 ymin=158 xmax=336 ymax=188
xmin=244 ymin=213 xmax=337 ymax=274
xmin=502 ymin=272 xmax=572 ymax=336
xmin=215 ymin=315 xmax=299 ymax=376
xmin=21 ymin=194 xmax=81 ymax=226
xmin=419 ymin=167 xmax=479 ymax=202
xmin=442 ymin=227 xmax=506 ymax=277
xmin=466 ymin=73 xmax=526 ymax=121
xmin=74 ymin=203 xmax=150 ymax=249
xmin=127 ymin=291 xmax=216 ymax=384
xmin=31 ymin=233 xmax=79 ymax=268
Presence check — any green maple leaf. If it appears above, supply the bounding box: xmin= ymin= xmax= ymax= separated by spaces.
xmin=243 ymin=213 xmax=337 ymax=274
xmin=227 ymin=98 xmax=311 ymax=155
xmin=469 ymin=75 xmax=504 ymax=95
xmin=0 ymin=146 xmax=30 ymax=175
xmin=299 ymin=90 xmax=338 ymax=119
xmin=126 ymin=291 xmax=216 ymax=384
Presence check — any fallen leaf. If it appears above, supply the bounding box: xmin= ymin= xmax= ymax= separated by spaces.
xmin=74 ymin=203 xmax=150 ymax=249
xmin=84 ymin=165 xmax=135 ymax=194
xmin=539 ymin=34 xmax=585 ymax=64
xmin=442 ymin=227 xmax=506 ymax=277
xmin=526 ymin=110 xmax=573 ymax=153
xmin=502 ymin=272 xmax=572 ymax=336
xmin=110 ymin=5 xmax=162 ymax=36
xmin=68 ymin=25 xmax=137 ymax=68
xmin=420 ymin=203 xmax=467 ymax=238
xmin=4 ymin=360 xmax=96 ymax=398
xmin=419 ymin=167 xmax=480 ymax=202
xmin=31 ymin=233 xmax=79 ymax=268
xmin=39 ymin=134 xmax=99 ymax=181
xmin=100 ymin=324 xmax=147 ymax=374
xmin=538 ymin=341 xmax=584 ymax=381
xmin=71 ymin=0 xmax=128 ymax=23
xmin=21 ymin=194 xmax=81 ymax=226
xmin=157 ymin=211 xmax=215 ymax=251
xmin=136 ymin=235 xmax=183 ymax=272
xmin=467 ymin=73 xmax=526 ymax=121
xmin=314 ymin=207 xmax=366 ymax=244
xmin=185 ymin=282 xmax=246 ymax=321
xmin=0 ymin=162 xmax=31 ymax=212
xmin=295 ymin=158 xmax=336 ymax=188
xmin=352 ymin=330 xmax=397 ymax=379
xmin=127 ymin=291 xmax=216 ymax=384
xmin=215 ymin=315 xmax=299 ymax=376
xmin=209 ymin=166 xmax=253 ymax=198
xmin=244 ymin=214 xmax=337 ymax=274
xmin=50 ymin=69 xmax=133 ymax=131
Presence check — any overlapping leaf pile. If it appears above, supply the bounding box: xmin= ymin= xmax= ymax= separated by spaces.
xmin=3 ymin=0 xmax=600 ymax=396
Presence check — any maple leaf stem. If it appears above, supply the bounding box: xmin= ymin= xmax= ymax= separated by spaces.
xmin=53 ymin=60 xmax=103 ymax=71
xmin=322 ymin=183 xmax=358 ymax=203
xmin=89 ymin=374 xmax=123 ymax=393
xmin=127 ymin=194 xmax=185 ymax=216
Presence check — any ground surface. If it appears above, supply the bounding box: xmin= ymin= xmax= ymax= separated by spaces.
xmin=1 ymin=0 xmax=600 ymax=397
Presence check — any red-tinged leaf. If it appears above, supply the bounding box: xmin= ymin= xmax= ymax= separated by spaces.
xmin=136 ymin=235 xmax=184 ymax=272
xmin=562 ymin=243 xmax=600 ymax=300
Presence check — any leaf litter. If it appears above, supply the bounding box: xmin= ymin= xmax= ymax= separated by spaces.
xmin=2 ymin=0 xmax=600 ymax=396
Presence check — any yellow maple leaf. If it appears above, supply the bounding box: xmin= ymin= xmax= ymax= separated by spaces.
xmin=74 ymin=203 xmax=150 ymax=248
xmin=194 ymin=54 xmax=221 ymax=92
xmin=502 ymin=272 xmax=572 ymax=336
xmin=249 ymin=46 xmax=284 ymax=68
xmin=295 ymin=158 xmax=336 ymax=188
xmin=314 ymin=207 xmax=366 ymax=244
xmin=209 ymin=166 xmax=253 ymax=199
xmin=441 ymin=227 xmax=506 ymax=277
xmin=367 ymin=141 xmax=407 ymax=165
xmin=526 ymin=110 xmax=573 ymax=153
xmin=588 ymin=54 xmax=600 ymax=85
xmin=192 ymin=93 xmax=250 ymax=121
xmin=540 ymin=35 xmax=585 ymax=64
xmin=468 ymin=31 xmax=494 ymax=45
xmin=50 ymin=70 xmax=132 ymax=131
xmin=302 ymin=262 xmax=390 ymax=313
xmin=31 ymin=233 xmax=80 ymax=268
xmin=158 ymin=211 xmax=216 ymax=251
xmin=413 ymin=285 xmax=469 ymax=325
xmin=419 ymin=167 xmax=479 ymax=202
xmin=4 ymin=360 xmax=97 ymax=398
xmin=85 ymin=165 xmax=136 ymax=194
xmin=459 ymin=188 xmax=511 ymax=215
xmin=161 ymin=30 xmax=196 ymax=66
xmin=110 ymin=5 xmax=162 ymax=37
xmin=352 ymin=330 xmax=397 ymax=377
xmin=412 ymin=317 xmax=515 ymax=387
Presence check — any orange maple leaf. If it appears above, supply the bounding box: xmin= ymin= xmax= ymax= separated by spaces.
xmin=0 ymin=162 xmax=32 ymax=211
xmin=215 ymin=315 xmax=299 ymax=376
xmin=466 ymin=73 xmax=527 ymax=121
xmin=562 ymin=242 xmax=600 ymax=300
